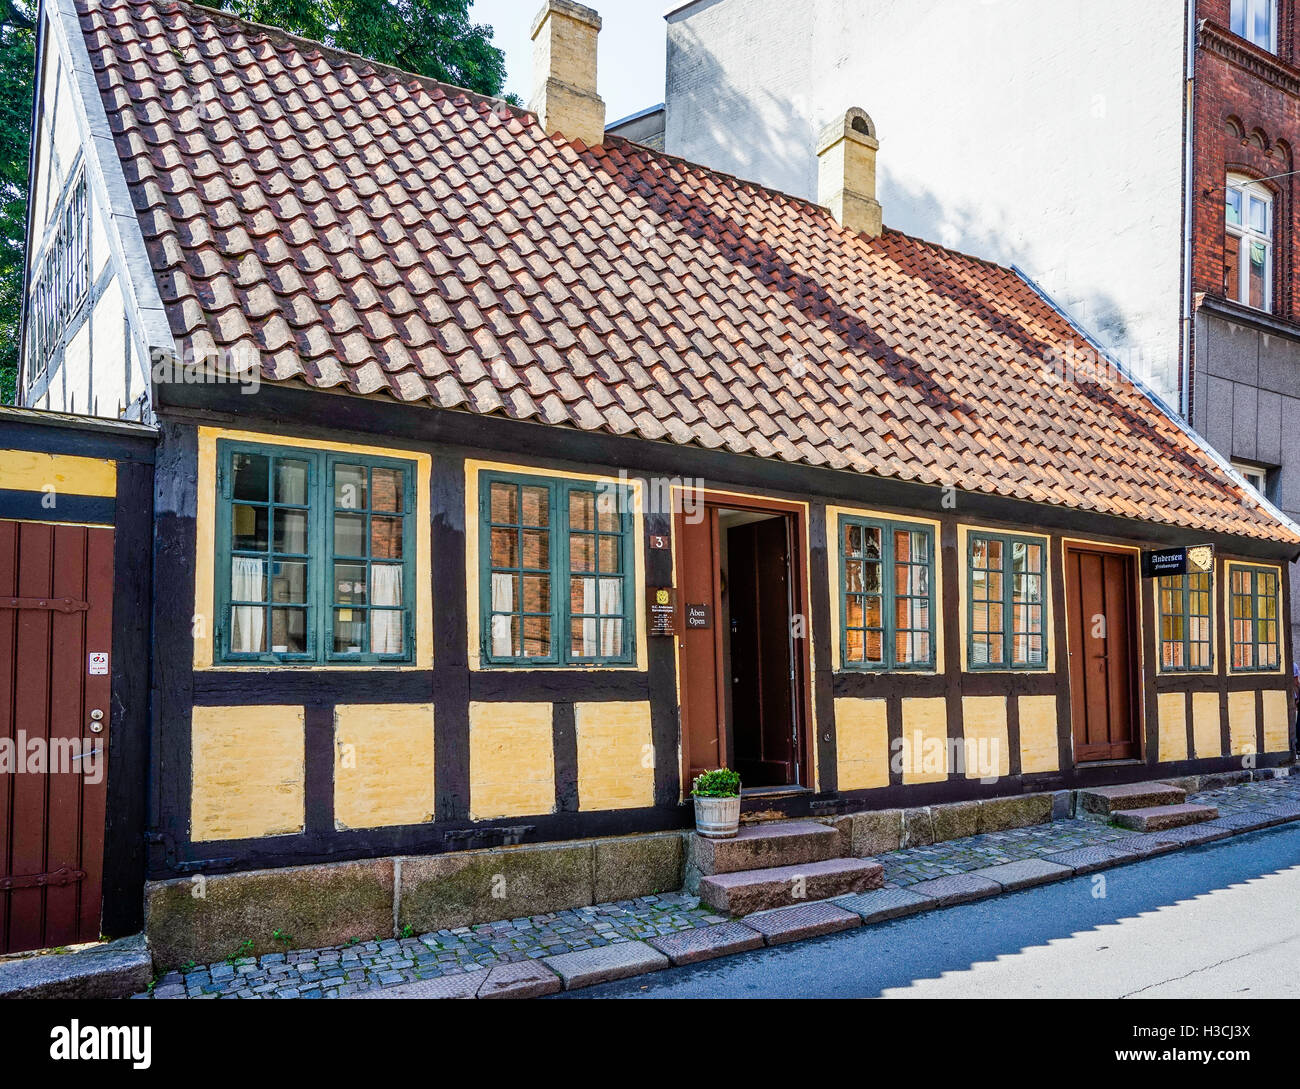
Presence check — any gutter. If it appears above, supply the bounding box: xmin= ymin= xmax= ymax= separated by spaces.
xmin=1012 ymin=264 xmax=1300 ymax=562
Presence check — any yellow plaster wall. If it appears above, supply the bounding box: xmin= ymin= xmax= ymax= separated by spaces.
xmin=1262 ymin=689 xmax=1291 ymax=753
xmin=1157 ymin=692 xmax=1189 ymax=763
xmin=468 ymin=701 xmax=556 ymax=820
xmin=834 ymin=697 xmax=889 ymax=790
xmin=0 ymin=449 xmax=116 ymax=497
xmin=1017 ymin=695 xmax=1059 ymax=773
xmin=192 ymin=427 xmax=433 ymax=670
xmin=1191 ymin=692 xmax=1223 ymax=758
xmin=960 ymin=696 xmax=1009 ymax=779
xmin=333 ymin=704 xmax=436 ymax=829
xmin=191 ymin=705 xmax=304 ymax=841
xmin=574 ymin=701 xmax=654 ymax=811
xmin=900 ymin=697 xmax=948 ymax=784
xmin=1228 ymin=690 xmax=1257 ymax=756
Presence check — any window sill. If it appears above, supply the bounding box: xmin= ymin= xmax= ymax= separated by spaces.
xmin=1197 ymin=293 xmax=1300 ymax=340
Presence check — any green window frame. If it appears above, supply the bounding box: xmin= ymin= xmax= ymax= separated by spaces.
xmin=1229 ymin=564 xmax=1280 ymax=671
xmin=1157 ymin=571 xmax=1213 ymax=672
xmin=839 ymin=516 xmax=935 ymax=671
xmin=215 ymin=441 xmax=417 ymax=665
xmin=479 ymin=471 xmax=636 ymax=667
xmin=968 ymin=532 xmax=1048 ymax=670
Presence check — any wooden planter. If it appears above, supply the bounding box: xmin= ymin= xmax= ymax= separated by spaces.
xmin=693 ymin=794 xmax=741 ymax=839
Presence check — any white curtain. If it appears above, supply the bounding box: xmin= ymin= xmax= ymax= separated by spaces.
xmin=598 ymin=578 xmax=621 ymax=656
xmin=490 ymin=573 xmax=515 ymax=657
xmin=370 ymin=565 xmax=403 ymax=654
xmin=230 ymin=557 xmax=265 ymax=653
xmin=578 ymin=576 xmax=597 ymax=656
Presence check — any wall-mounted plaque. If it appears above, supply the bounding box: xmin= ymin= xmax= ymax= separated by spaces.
xmin=685 ymin=602 xmax=711 ymax=629
xmin=648 ymin=586 xmax=676 ymax=636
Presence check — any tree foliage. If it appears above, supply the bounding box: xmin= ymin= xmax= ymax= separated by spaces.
xmin=0 ymin=0 xmax=507 ymax=404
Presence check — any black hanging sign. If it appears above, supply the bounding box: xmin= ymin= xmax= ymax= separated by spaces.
xmin=1141 ymin=544 xmax=1214 ymax=579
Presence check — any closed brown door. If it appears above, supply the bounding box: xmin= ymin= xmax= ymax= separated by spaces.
xmin=1065 ymin=546 xmax=1139 ymax=762
xmin=0 ymin=521 xmax=114 ymax=954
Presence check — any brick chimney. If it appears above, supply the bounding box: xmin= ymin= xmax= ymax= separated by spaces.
xmin=816 ymin=107 xmax=882 ymax=238
xmin=530 ymin=0 xmax=605 ymax=147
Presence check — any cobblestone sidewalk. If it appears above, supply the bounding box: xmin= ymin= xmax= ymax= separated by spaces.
xmin=134 ymin=774 xmax=1300 ymax=999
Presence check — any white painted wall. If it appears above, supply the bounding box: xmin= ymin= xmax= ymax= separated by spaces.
xmin=665 ymin=0 xmax=1188 ymax=401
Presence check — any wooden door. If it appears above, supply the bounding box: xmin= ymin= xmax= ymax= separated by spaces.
xmin=677 ymin=506 xmax=724 ymax=782
xmin=0 ymin=521 xmax=114 ymax=954
xmin=728 ymin=518 xmax=796 ymax=786
xmin=1066 ymin=546 xmax=1139 ymax=762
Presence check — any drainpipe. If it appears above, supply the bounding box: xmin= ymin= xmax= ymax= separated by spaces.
xmin=1180 ymin=2 xmax=1198 ymax=421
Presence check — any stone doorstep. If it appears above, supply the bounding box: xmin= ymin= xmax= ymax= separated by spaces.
xmin=1111 ymin=803 xmax=1219 ymax=832
xmin=742 ymin=900 xmax=861 ymax=945
xmin=1077 ymin=782 xmax=1186 ymax=817
xmin=689 ymin=820 xmax=842 ymax=878
xmin=0 ymin=935 xmax=152 ymax=1000
xmin=698 ymin=857 xmax=884 ymax=915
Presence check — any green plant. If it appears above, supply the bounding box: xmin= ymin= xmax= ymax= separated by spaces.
xmin=272 ymin=928 xmax=293 ymax=948
xmin=691 ymin=768 xmax=741 ymax=798
xmin=180 ymin=960 xmax=197 ymax=974
xmin=226 ymin=938 xmax=255 ymax=966
xmin=399 ymin=924 xmax=414 ymax=939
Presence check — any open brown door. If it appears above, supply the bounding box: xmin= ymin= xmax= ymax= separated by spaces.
xmin=0 ymin=521 xmax=113 ymax=953
xmin=1065 ymin=545 xmax=1140 ymax=762
xmin=677 ymin=506 xmax=724 ymax=782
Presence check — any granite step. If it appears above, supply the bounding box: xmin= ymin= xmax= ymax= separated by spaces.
xmin=698 ymin=857 xmax=883 ymax=915
xmin=1078 ymin=781 xmax=1186 ymax=817
xmin=688 ymin=820 xmax=842 ymax=878
xmin=1111 ymin=803 xmax=1219 ymax=832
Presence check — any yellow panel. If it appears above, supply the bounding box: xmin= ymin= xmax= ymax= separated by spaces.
xmin=1262 ymin=689 xmax=1290 ymax=754
xmin=900 ymin=697 xmax=948 ymax=784
xmin=834 ymin=697 xmax=889 ymax=790
xmin=961 ymin=696 xmax=1008 ymax=779
xmin=1156 ymin=692 xmax=1188 ymax=763
xmin=0 ymin=449 xmax=116 ymax=497
xmin=191 ymin=705 xmax=304 ymax=841
xmin=1191 ymin=692 xmax=1222 ymax=758
xmin=1017 ymin=695 xmax=1059 ymax=773
xmin=574 ymin=701 xmax=654 ymax=811
xmin=334 ymin=704 xmax=435 ymax=829
xmin=193 ymin=427 xmax=433 ymax=670
xmin=1227 ymin=690 xmax=1257 ymax=756
xmin=469 ymin=701 xmax=555 ymax=819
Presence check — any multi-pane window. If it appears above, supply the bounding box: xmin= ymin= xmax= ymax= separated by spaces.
xmin=26 ymin=168 xmax=90 ymax=382
xmin=216 ymin=442 xmax=415 ymax=664
xmin=1229 ymin=564 xmax=1280 ymax=671
xmin=1231 ymin=0 xmax=1277 ymax=51
xmin=1225 ymin=176 xmax=1273 ymax=311
xmin=481 ymin=473 xmax=634 ymax=666
xmin=1158 ymin=572 xmax=1213 ymax=671
xmin=840 ymin=517 xmax=934 ymax=670
xmin=969 ymin=533 xmax=1046 ymax=669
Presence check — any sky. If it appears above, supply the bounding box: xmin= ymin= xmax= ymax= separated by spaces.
xmin=468 ymin=0 xmax=668 ymax=123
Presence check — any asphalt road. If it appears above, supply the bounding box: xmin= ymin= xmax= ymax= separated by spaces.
xmin=565 ymin=822 xmax=1300 ymax=999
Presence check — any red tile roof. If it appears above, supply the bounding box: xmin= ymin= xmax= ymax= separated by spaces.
xmin=79 ymin=0 xmax=1300 ymax=545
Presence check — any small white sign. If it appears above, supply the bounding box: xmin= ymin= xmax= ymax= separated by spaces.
xmin=88 ymin=652 xmax=108 ymax=676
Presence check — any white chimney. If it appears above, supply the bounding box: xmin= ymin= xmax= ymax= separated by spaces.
xmin=816 ymin=107 xmax=882 ymax=238
xmin=529 ymin=0 xmax=606 ymax=147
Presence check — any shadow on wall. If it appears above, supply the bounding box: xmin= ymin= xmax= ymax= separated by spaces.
xmin=664 ymin=23 xmax=812 ymax=200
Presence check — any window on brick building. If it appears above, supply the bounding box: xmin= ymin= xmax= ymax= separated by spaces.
xmin=1231 ymin=0 xmax=1278 ymax=52
xmin=1225 ymin=175 xmax=1273 ymax=311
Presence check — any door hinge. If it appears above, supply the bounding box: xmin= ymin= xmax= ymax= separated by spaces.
xmin=0 ymin=597 xmax=88 ymax=613
xmin=0 ymin=866 xmax=86 ymax=891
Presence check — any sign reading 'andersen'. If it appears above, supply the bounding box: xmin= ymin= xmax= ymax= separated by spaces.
xmin=1141 ymin=544 xmax=1214 ymax=579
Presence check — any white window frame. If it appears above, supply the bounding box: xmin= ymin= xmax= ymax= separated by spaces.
xmin=1225 ymin=174 xmax=1274 ymax=312
xmin=1232 ymin=460 xmax=1269 ymax=497
xmin=1231 ymin=0 xmax=1278 ymax=52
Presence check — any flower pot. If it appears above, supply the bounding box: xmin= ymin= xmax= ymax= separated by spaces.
xmin=693 ymin=794 xmax=741 ymax=839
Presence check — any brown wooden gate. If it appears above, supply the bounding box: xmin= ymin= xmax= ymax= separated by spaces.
xmin=1065 ymin=544 xmax=1140 ymax=762
xmin=0 ymin=520 xmax=114 ymax=953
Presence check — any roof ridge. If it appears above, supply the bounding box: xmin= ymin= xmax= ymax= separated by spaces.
xmin=148 ymin=0 xmax=529 ymax=121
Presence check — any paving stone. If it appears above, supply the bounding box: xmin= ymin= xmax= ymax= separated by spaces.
xmin=1141 ymin=823 xmax=1233 ymax=846
xmin=1040 ymin=844 xmax=1140 ymax=874
xmin=349 ymin=972 xmax=482 ymax=999
xmin=647 ymin=921 xmax=765 ymax=966
xmin=543 ymin=940 xmax=668 ymax=990
xmin=743 ymin=900 xmax=860 ymax=945
xmin=475 ymin=961 xmax=562 ymax=999
xmin=905 ymin=873 xmax=1001 ymax=906
xmin=833 ymin=885 xmax=934 ymax=924
xmin=970 ymin=858 xmax=1072 ymax=891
